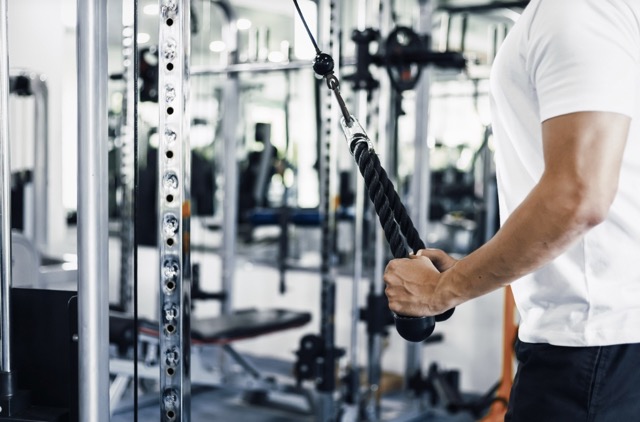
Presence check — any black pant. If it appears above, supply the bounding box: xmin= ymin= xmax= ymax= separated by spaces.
xmin=506 ymin=340 xmax=640 ymax=421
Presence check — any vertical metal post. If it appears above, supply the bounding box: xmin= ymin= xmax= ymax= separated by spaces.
xmin=481 ymin=126 xmax=497 ymax=243
xmin=76 ymin=0 xmax=110 ymax=419
xmin=438 ymin=12 xmax=451 ymax=52
xmin=367 ymin=0 xmax=394 ymax=418
xmin=488 ymin=22 xmax=508 ymax=65
xmin=118 ymin=6 xmax=136 ymax=314
xmin=317 ymin=0 xmax=341 ymax=420
xmin=4 ymin=72 xmax=48 ymax=253
xmin=215 ymin=0 xmax=239 ymax=316
xmin=0 ymin=0 xmax=12 ymax=375
xmin=345 ymin=0 xmax=370 ymax=413
xmin=31 ymin=76 xmax=48 ymax=251
xmin=406 ymin=0 xmax=434 ymax=387
xmin=158 ymin=0 xmax=191 ymax=420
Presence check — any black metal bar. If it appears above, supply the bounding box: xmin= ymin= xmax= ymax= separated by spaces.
xmin=439 ymin=1 xmax=529 ymax=14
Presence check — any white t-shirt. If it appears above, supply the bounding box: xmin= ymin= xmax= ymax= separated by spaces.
xmin=490 ymin=0 xmax=640 ymax=346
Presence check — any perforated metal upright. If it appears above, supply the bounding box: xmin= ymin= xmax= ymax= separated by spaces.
xmin=158 ymin=0 xmax=191 ymax=420
xmin=118 ymin=14 xmax=136 ymax=314
xmin=317 ymin=0 xmax=342 ymax=420
xmin=367 ymin=1 xmax=395 ymax=418
xmin=406 ymin=0 xmax=434 ymax=388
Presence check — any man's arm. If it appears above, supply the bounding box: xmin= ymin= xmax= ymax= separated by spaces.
xmin=384 ymin=111 xmax=631 ymax=317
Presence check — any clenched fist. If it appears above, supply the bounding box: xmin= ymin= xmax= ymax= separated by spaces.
xmin=383 ymin=249 xmax=458 ymax=317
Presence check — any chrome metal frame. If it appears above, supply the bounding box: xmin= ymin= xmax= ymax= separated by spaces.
xmin=214 ymin=0 xmax=240 ymax=317
xmin=405 ymin=0 xmax=435 ymax=388
xmin=158 ymin=0 xmax=192 ymax=420
xmin=30 ymin=74 xmax=48 ymax=252
xmin=76 ymin=0 xmax=110 ymax=419
xmin=192 ymin=60 xmax=315 ymax=76
xmin=7 ymin=72 xmax=50 ymax=252
xmin=0 ymin=0 xmax=12 ymax=374
xmin=347 ymin=0 xmax=371 ymax=415
xmin=118 ymin=15 xmax=136 ymax=314
xmin=367 ymin=0 xmax=395 ymax=418
xmin=316 ymin=0 xmax=341 ymax=420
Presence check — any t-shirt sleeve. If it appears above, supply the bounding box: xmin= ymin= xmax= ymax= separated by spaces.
xmin=527 ymin=0 xmax=640 ymax=122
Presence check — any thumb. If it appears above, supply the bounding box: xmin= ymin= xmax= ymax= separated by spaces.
xmin=408 ymin=253 xmax=439 ymax=271
xmin=416 ymin=248 xmax=457 ymax=271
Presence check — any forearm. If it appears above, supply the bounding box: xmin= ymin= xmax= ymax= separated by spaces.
xmin=439 ymin=174 xmax=602 ymax=309
xmin=384 ymin=113 xmax=628 ymax=316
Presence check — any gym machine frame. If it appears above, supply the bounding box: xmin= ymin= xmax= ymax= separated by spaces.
xmin=0 ymin=0 xmax=14 ymax=412
xmin=288 ymin=1 xmax=463 ymax=421
xmin=294 ymin=0 xmax=463 ymax=343
xmin=157 ymin=0 xmax=192 ymax=420
xmin=77 ymin=0 xmax=111 ymax=420
xmin=7 ymin=72 xmax=49 ymax=253
xmin=114 ymin=2 xmax=138 ymax=316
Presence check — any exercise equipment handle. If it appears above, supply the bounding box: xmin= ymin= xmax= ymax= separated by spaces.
xmin=341 ymin=119 xmax=455 ymax=342
xmin=291 ymin=0 xmax=454 ymax=341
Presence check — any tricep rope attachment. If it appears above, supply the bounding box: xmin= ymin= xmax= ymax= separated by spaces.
xmin=292 ymin=0 xmax=454 ymax=342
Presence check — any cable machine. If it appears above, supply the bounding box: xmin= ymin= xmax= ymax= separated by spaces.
xmin=0 ymin=0 xmax=526 ymax=420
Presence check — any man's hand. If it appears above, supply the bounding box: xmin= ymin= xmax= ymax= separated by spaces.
xmin=383 ymin=249 xmax=459 ymax=317
xmin=417 ymin=248 xmax=458 ymax=272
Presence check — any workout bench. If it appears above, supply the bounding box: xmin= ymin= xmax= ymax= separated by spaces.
xmin=109 ymin=308 xmax=313 ymax=416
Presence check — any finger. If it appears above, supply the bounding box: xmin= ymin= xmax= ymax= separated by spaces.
xmin=417 ymin=248 xmax=456 ymax=271
xmin=384 ymin=258 xmax=401 ymax=275
xmin=416 ymin=248 xmax=444 ymax=258
xmin=383 ymin=259 xmax=403 ymax=284
xmin=406 ymin=254 xmax=440 ymax=274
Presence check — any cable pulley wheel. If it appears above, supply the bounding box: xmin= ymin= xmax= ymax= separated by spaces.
xmin=385 ymin=26 xmax=423 ymax=92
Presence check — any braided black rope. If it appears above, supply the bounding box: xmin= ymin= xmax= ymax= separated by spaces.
xmin=351 ymin=140 xmax=455 ymax=333
xmin=364 ymin=148 xmax=426 ymax=253
xmin=352 ymin=141 xmax=420 ymax=258
xmin=353 ymin=143 xmax=407 ymax=258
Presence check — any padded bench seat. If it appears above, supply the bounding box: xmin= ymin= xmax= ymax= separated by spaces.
xmin=248 ymin=207 xmax=354 ymax=227
xmin=110 ymin=309 xmax=311 ymax=347
xmin=249 ymin=208 xmax=321 ymax=227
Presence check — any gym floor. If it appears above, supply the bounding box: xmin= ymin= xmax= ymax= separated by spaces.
xmin=112 ymin=389 xmax=478 ymax=421
xmin=108 ymin=348 xmax=478 ymax=421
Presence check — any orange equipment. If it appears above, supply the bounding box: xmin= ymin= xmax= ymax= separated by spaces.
xmin=480 ymin=286 xmax=518 ymax=422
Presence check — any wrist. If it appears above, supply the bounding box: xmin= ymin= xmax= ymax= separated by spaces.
xmin=435 ymin=263 xmax=464 ymax=313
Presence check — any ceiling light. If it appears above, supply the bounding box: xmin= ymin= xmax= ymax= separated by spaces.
xmin=209 ymin=41 xmax=226 ymax=53
xmin=237 ymin=18 xmax=252 ymax=31
xmin=143 ymin=4 xmax=159 ymax=15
